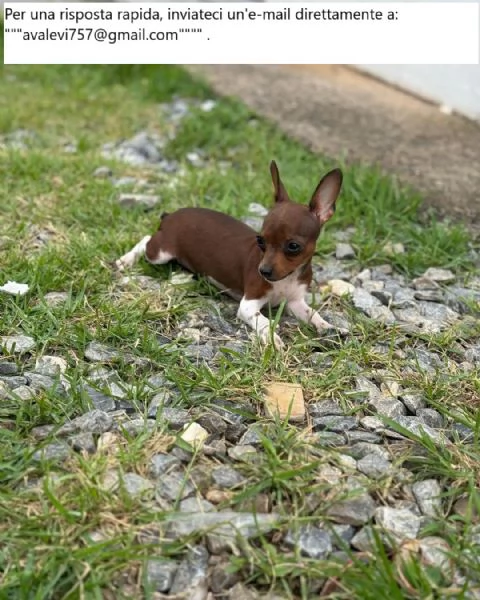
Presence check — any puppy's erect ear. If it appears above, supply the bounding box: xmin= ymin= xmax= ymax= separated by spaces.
xmin=270 ymin=160 xmax=290 ymax=204
xmin=309 ymin=168 xmax=343 ymax=225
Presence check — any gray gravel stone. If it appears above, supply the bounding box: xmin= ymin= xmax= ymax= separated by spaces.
xmin=357 ymin=453 xmax=392 ymax=479
xmin=118 ymin=193 xmax=161 ymax=210
xmin=374 ymin=506 xmax=422 ymax=545
xmin=418 ymin=536 xmax=452 ymax=570
xmin=227 ymin=445 xmax=258 ymax=462
xmin=0 ymin=361 xmax=18 ymax=375
xmin=203 ymin=312 xmax=238 ymax=336
xmin=115 ymin=418 xmax=156 ymax=437
xmin=24 ymin=372 xmax=57 ymax=392
xmin=327 ymin=489 xmax=377 ymax=526
xmin=345 ymin=430 xmax=382 ymax=444
xmin=69 ymin=432 xmax=96 ymax=454
xmin=388 ymin=415 xmax=447 ymax=443
xmin=155 ymin=471 xmax=195 ymax=503
xmin=330 ymin=524 xmax=356 ymax=547
xmin=308 ymin=400 xmax=345 ymax=417
xmin=417 ymin=301 xmax=459 ymax=326
xmin=93 ymin=166 xmax=112 ymax=178
xmin=145 ymin=558 xmax=178 ymax=593
xmin=313 ymin=416 xmax=358 ymax=432
xmin=9 ymin=385 xmax=36 ymax=400
xmin=370 ymin=398 xmax=406 ymax=418
xmin=145 ymin=373 xmax=172 ymax=390
xmin=241 ymin=216 xmax=263 ymax=231
xmin=412 ymin=276 xmax=439 ymax=291
xmin=389 ymin=287 xmax=416 ymax=309
xmin=0 ymin=375 xmax=28 ymax=389
xmin=348 ymin=442 xmax=391 ymax=461
xmin=227 ymin=582 xmax=258 ymax=600
xmin=83 ymin=385 xmax=116 ymax=412
xmin=352 ymin=289 xmax=396 ymax=323
xmin=184 ymin=342 xmax=216 ymax=362
xmin=423 ymin=267 xmax=455 ymax=283
xmin=412 ymin=479 xmax=443 ymax=517
xmin=84 ymin=342 xmax=122 ymax=363
xmin=34 ymin=356 xmax=68 ymax=377
xmin=314 ymin=431 xmax=346 ymax=447
xmin=157 ymin=407 xmax=191 ymax=430
xmin=351 ymin=288 xmax=381 ymax=312
xmin=210 ymin=561 xmax=241 ymax=594
xmin=360 ymin=415 xmax=386 ymax=431
xmin=284 ymin=525 xmax=332 ymax=559
xmin=336 ymin=243 xmax=355 ymax=260
xmin=238 ymin=424 xmax=265 ymax=446
xmin=355 ymin=376 xmax=382 ymax=403
xmin=1 ymin=335 xmax=35 ymax=354
xmin=102 ymin=131 xmax=163 ymax=166
xmin=410 ymin=348 xmax=445 ymax=374
xmin=70 ymin=410 xmax=113 ymax=434
xmin=417 ymin=408 xmax=444 ymax=429
xmin=148 ymin=453 xmax=181 ymax=479
xmin=212 ymin=466 xmax=246 ymax=489
xmin=194 ymin=410 xmax=228 ymax=435
xmin=43 ymin=291 xmax=70 ymax=307
xmin=414 ymin=290 xmax=444 ymax=302
xmin=350 ymin=525 xmax=377 ymax=551
xmin=451 ymin=422 xmax=474 ymax=442
xmin=248 ymin=202 xmax=268 ymax=217
xmin=122 ymin=473 xmax=154 ymax=498
xmin=400 ymin=392 xmax=426 ymax=413
xmin=314 ymin=260 xmax=352 ymax=284
xmin=167 ymin=511 xmax=279 ymax=544
xmin=33 ymin=441 xmax=71 ymax=462
xmin=179 ymin=497 xmax=216 ymax=513
xmin=147 ymin=390 xmax=175 ymax=418
xmin=465 ymin=346 xmax=480 ymax=364
xmin=169 ymin=545 xmax=209 ymax=595
xmin=31 ymin=424 xmax=56 ymax=440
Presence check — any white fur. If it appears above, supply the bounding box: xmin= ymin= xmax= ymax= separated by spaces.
xmin=237 ymin=296 xmax=284 ymax=349
xmin=115 ymin=235 xmax=175 ymax=271
xmin=236 ymin=268 xmax=334 ymax=349
xmin=115 ymin=236 xmax=151 ymax=271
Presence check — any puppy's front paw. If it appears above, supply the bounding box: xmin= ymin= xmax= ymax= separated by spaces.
xmin=114 ymin=255 xmax=133 ymax=272
xmin=259 ymin=327 xmax=285 ymax=350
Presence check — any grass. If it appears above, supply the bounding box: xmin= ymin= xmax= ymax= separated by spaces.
xmin=1 ymin=28 xmax=480 ymax=599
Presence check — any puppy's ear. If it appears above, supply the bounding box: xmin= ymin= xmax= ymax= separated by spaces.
xmin=270 ymin=160 xmax=290 ymax=203
xmin=309 ymin=168 xmax=343 ymax=225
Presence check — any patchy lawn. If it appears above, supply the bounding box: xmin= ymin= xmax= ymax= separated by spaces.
xmin=1 ymin=35 xmax=480 ymax=600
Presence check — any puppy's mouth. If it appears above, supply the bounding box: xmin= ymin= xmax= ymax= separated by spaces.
xmin=260 ymin=270 xmax=294 ymax=283
xmin=259 ymin=262 xmax=308 ymax=283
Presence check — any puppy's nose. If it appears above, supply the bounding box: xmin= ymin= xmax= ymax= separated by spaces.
xmin=259 ymin=265 xmax=273 ymax=279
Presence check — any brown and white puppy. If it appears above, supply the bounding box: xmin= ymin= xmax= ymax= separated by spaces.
xmin=116 ymin=161 xmax=343 ymax=348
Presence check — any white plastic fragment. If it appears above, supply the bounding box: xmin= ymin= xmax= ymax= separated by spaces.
xmin=0 ymin=281 xmax=29 ymax=296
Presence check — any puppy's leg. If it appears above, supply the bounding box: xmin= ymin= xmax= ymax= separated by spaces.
xmin=115 ymin=235 xmax=151 ymax=271
xmin=237 ymin=297 xmax=284 ymax=349
xmin=145 ymin=232 xmax=175 ymax=266
xmin=287 ymin=299 xmax=348 ymax=335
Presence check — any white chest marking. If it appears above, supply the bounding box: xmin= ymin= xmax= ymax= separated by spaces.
xmin=265 ymin=272 xmax=307 ymax=307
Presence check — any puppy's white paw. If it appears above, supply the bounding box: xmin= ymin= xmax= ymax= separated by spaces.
xmin=259 ymin=327 xmax=285 ymax=350
xmin=115 ymin=255 xmax=133 ymax=272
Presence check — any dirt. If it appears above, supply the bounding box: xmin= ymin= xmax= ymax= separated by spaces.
xmin=187 ymin=64 xmax=480 ymax=231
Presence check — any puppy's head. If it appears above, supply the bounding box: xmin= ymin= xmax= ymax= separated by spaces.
xmin=257 ymin=161 xmax=343 ymax=282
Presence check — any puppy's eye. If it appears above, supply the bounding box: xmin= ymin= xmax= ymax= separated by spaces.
xmin=285 ymin=241 xmax=302 ymax=255
xmin=256 ymin=236 xmax=266 ymax=251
